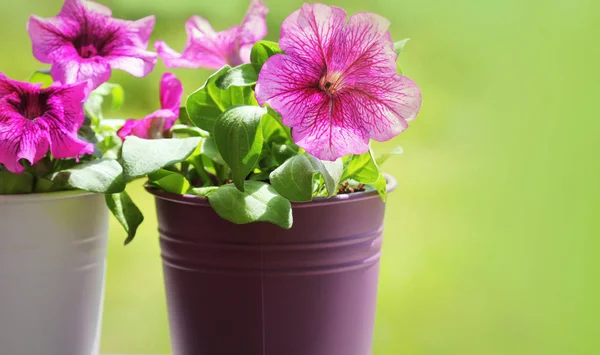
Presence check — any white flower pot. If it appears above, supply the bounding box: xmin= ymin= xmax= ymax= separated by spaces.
xmin=0 ymin=191 xmax=108 ymax=355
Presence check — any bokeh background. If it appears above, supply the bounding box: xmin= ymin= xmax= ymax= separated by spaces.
xmin=1 ymin=0 xmax=598 ymax=354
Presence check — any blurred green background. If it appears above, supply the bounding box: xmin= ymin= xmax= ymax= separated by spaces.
xmin=1 ymin=0 xmax=598 ymax=354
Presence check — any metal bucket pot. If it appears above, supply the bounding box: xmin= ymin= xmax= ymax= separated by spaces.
xmin=148 ymin=176 xmax=396 ymax=355
xmin=0 ymin=191 xmax=108 ymax=355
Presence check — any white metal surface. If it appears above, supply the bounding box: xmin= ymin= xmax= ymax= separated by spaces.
xmin=0 ymin=191 xmax=109 ymax=355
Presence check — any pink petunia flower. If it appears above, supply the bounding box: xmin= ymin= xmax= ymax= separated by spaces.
xmin=117 ymin=73 xmax=183 ymax=140
xmin=255 ymin=3 xmax=422 ymax=161
xmin=27 ymin=0 xmax=157 ymax=95
xmin=155 ymin=0 xmax=268 ymax=69
xmin=0 ymin=73 xmax=93 ymax=174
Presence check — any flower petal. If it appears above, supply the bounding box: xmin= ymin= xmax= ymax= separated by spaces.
xmin=0 ymin=73 xmax=20 ymax=97
xmin=58 ymin=0 xmax=112 ymax=18
xmin=279 ymin=3 xmax=347 ymax=66
xmin=159 ymin=73 xmax=183 ymax=115
xmin=50 ymin=56 xmax=112 ymax=95
xmin=120 ymin=15 xmax=155 ymax=48
xmin=255 ymin=54 xmax=322 ymax=123
xmin=38 ymin=82 xmax=93 ymax=158
xmin=291 ymin=91 xmax=370 ymax=161
xmin=117 ymin=110 xmax=177 ymax=140
xmin=327 ymin=12 xmax=396 ymax=77
xmin=45 ymin=81 xmax=88 ymax=132
xmin=40 ymin=116 xmax=94 ymax=159
xmin=237 ymin=0 xmax=268 ymax=64
xmin=27 ymin=15 xmax=79 ymax=63
xmin=0 ymin=111 xmax=49 ymax=174
xmin=349 ymin=75 xmax=422 ymax=141
xmin=155 ymin=41 xmax=198 ymax=68
xmin=239 ymin=0 xmax=268 ymax=46
xmin=155 ymin=16 xmax=231 ymax=69
xmin=105 ymin=45 xmax=157 ymax=77
xmin=0 ymin=75 xmax=92 ymax=172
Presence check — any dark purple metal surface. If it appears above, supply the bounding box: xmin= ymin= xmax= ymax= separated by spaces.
xmin=148 ymin=176 xmax=396 ymax=355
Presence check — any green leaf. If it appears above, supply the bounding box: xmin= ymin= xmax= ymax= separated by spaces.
xmin=96 ymin=132 xmax=123 ymax=159
xmin=49 ymin=158 xmax=125 ymax=193
xmin=269 ymin=155 xmax=343 ymax=201
xmin=148 ymin=169 xmax=191 ymax=194
xmin=393 ymin=38 xmax=410 ymax=74
xmin=186 ymin=66 xmax=257 ymax=133
xmin=261 ymin=111 xmax=291 ymax=144
xmin=84 ymin=94 xmax=104 ymax=121
xmin=170 ymin=124 xmax=208 ymax=138
xmin=376 ymin=146 xmax=404 ymax=166
xmin=250 ymin=41 xmax=284 ymax=66
xmin=189 ymin=186 xmax=218 ymax=196
xmin=178 ymin=107 xmax=191 ymax=125
xmin=0 ymin=171 xmax=33 ymax=194
xmin=33 ymin=178 xmax=60 ymax=193
xmin=371 ymin=172 xmax=388 ymax=202
xmin=269 ymin=155 xmax=316 ymax=202
xmin=78 ymin=115 xmax=99 ymax=142
xmin=207 ymin=181 xmax=292 ymax=229
xmin=92 ymin=82 xmax=125 ymax=110
xmin=28 ymin=69 xmax=53 ymax=88
xmin=84 ymin=83 xmax=125 ymax=121
xmin=342 ymin=151 xmax=389 ymax=201
xmin=215 ymin=63 xmax=261 ymax=89
xmin=271 ymin=142 xmax=299 ymax=165
xmin=214 ymin=105 xmax=265 ymax=191
xmin=106 ymin=192 xmax=144 ymax=245
xmin=394 ymin=38 xmax=410 ymax=55
xmin=100 ymin=118 xmax=126 ymax=132
xmin=121 ymin=136 xmax=201 ymax=181
xmin=306 ymin=155 xmax=343 ymax=196
xmin=200 ymin=137 xmax=225 ymax=165
xmin=342 ymin=150 xmax=380 ymax=184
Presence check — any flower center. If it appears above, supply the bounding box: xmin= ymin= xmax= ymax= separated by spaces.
xmin=19 ymin=93 xmax=47 ymax=120
xmin=319 ymin=71 xmax=343 ymax=96
xmin=78 ymin=44 xmax=99 ymax=59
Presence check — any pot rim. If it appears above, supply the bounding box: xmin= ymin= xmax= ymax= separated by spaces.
xmin=0 ymin=189 xmax=94 ymax=204
xmin=146 ymin=173 xmax=397 ymax=208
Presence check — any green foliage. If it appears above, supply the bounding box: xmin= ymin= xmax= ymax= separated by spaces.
xmin=376 ymin=146 xmax=404 ymax=166
xmin=206 ymin=181 xmax=292 ymax=229
xmin=342 ymin=150 xmax=380 ymax=183
xmin=84 ymin=82 xmax=125 ymax=121
xmin=170 ymin=124 xmax=208 ymax=138
xmin=270 ymin=155 xmax=342 ymax=202
xmin=271 ymin=143 xmax=300 ymax=165
xmin=215 ymin=63 xmax=261 ymax=89
xmin=393 ymin=38 xmax=410 ymax=73
xmin=200 ymin=137 xmax=225 ymax=165
xmin=342 ymin=150 xmax=387 ymax=201
xmin=105 ymin=192 xmax=144 ymax=245
xmin=393 ymin=38 xmax=410 ymax=55
xmin=250 ymin=41 xmax=284 ymax=66
xmin=269 ymin=155 xmax=316 ymax=201
xmin=121 ymin=136 xmax=201 ymax=181
xmin=0 ymin=170 xmax=34 ymax=194
xmin=148 ymin=169 xmax=191 ymax=195
xmin=186 ymin=66 xmax=257 ymax=132
xmin=213 ymin=105 xmax=266 ymax=190
xmin=48 ymin=158 xmax=125 ymax=194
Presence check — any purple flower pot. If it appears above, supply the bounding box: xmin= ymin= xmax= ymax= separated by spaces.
xmin=147 ymin=176 xmax=396 ymax=355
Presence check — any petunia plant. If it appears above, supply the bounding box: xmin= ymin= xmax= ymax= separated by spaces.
xmin=0 ymin=0 xmax=422 ymax=244
xmin=115 ymin=2 xmax=422 ymax=242
xmin=0 ymin=0 xmax=154 ymax=229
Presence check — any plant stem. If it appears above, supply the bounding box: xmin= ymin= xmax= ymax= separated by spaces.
xmin=190 ymin=156 xmax=213 ymax=187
